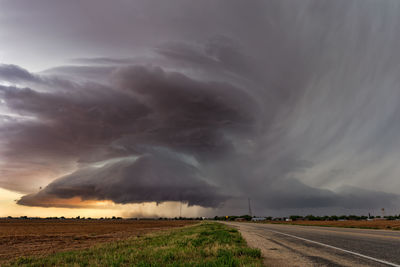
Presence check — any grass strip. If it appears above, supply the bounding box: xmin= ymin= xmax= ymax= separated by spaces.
xmin=6 ymin=222 xmax=262 ymax=267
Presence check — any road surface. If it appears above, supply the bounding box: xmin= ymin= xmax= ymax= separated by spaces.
xmin=223 ymin=222 xmax=400 ymax=267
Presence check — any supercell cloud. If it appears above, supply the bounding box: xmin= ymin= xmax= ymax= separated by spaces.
xmin=1 ymin=0 xmax=400 ymax=215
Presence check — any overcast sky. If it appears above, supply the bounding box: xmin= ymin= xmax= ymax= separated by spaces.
xmin=1 ymin=0 xmax=400 ymax=218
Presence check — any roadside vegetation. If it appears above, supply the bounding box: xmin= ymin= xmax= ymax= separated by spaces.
xmin=6 ymin=222 xmax=262 ymax=267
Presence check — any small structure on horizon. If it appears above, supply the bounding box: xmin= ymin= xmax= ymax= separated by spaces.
xmin=251 ymin=217 xmax=266 ymax=222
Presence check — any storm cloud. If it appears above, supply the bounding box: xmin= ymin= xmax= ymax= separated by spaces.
xmin=1 ymin=63 xmax=254 ymax=206
xmin=1 ymin=0 xmax=400 ymax=215
xmin=18 ymin=154 xmax=227 ymax=208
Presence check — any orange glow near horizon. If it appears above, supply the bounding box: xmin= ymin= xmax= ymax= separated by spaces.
xmin=0 ymin=188 xmax=212 ymax=218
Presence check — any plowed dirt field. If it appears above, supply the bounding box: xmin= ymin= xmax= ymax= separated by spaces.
xmin=0 ymin=219 xmax=196 ymax=263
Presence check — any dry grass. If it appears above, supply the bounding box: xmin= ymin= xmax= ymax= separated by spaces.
xmin=264 ymin=220 xmax=400 ymax=230
xmin=0 ymin=219 xmax=196 ymax=264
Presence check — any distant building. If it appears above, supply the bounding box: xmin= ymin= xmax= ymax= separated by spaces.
xmin=251 ymin=217 xmax=266 ymax=222
xmin=235 ymin=218 xmax=246 ymax=222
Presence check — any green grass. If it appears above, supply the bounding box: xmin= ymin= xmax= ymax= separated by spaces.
xmin=6 ymin=222 xmax=262 ymax=267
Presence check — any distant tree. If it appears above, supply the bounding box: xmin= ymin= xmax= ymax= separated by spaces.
xmin=329 ymin=215 xmax=338 ymax=221
xmin=289 ymin=215 xmax=303 ymax=221
xmin=348 ymin=215 xmax=359 ymax=220
xmin=304 ymin=215 xmax=316 ymax=221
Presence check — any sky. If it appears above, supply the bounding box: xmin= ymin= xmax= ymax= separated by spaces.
xmin=1 ymin=0 xmax=400 ymax=218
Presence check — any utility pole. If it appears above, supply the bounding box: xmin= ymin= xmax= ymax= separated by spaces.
xmin=180 ymin=202 xmax=182 ymax=218
xmin=248 ymin=198 xmax=252 ymax=217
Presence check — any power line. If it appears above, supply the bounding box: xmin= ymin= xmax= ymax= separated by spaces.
xmin=248 ymin=198 xmax=252 ymax=217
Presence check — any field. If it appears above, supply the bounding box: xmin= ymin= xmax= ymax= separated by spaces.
xmin=3 ymin=222 xmax=262 ymax=267
xmin=0 ymin=219 xmax=195 ymax=264
xmin=265 ymin=220 xmax=400 ymax=230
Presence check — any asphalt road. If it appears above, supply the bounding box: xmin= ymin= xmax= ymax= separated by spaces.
xmin=223 ymin=222 xmax=400 ymax=267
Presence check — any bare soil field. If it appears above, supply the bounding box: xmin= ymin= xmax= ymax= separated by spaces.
xmin=264 ymin=220 xmax=400 ymax=230
xmin=0 ymin=219 xmax=196 ymax=263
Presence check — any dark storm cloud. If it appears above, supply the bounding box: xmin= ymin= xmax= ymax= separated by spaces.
xmin=4 ymin=60 xmax=399 ymax=211
xmin=0 ymin=64 xmax=254 ymax=206
xmin=0 ymin=64 xmax=80 ymax=91
xmin=18 ymin=154 xmax=227 ymax=208
xmin=112 ymin=65 xmax=257 ymax=158
xmin=41 ymin=65 xmax=115 ymax=82
xmin=154 ymin=36 xmax=249 ymax=73
xmin=2 ymin=0 xmax=400 ymax=214
xmin=0 ymin=64 xmax=40 ymax=83
xmin=70 ymin=58 xmax=138 ymax=65
xmin=260 ymin=179 xmax=399 ymax=210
